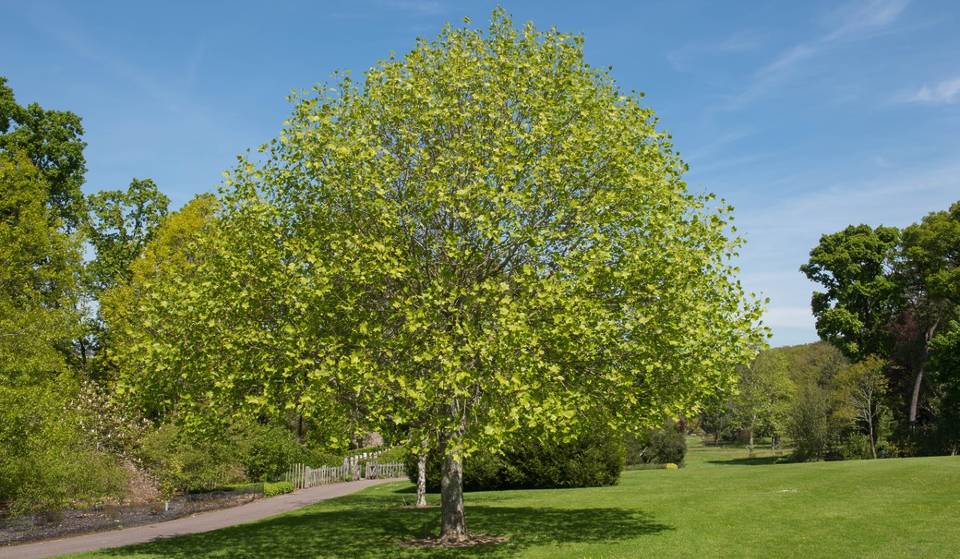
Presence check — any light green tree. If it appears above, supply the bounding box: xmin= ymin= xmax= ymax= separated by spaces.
xmin=101 ymin=193 xmax=217 ymax=407
xmin=0 ymin=152 xmax=78 ymax=381
xmin=118 ymin=11 xmax=765 ymax=541
xmin=110 ymin=191 xmax=361 ymax=446
xmin=0 ymin=153 xmax=124 ymax=514
xmin=734 ymin=351 xmax=795 ymax=452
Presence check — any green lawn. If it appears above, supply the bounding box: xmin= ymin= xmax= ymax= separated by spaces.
xmin=71 ymin=439 xmax=960 ymax=558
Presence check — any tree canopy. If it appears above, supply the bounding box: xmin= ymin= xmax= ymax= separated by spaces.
xmin=801 ymin=224 xmax=901 ymax=361
xmin=0 ymin=77 xmax=87 ymax=229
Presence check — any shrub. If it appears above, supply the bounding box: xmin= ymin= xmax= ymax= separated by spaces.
xmin=233 ymin=422 xmax=305 ymax=482
xmin=406 ymin=421 xmax=624 ymax=492
xmin=646 ymin=426 xmax=687 ymax=465
xmin=374 ymin=446 xmax=407 ymax=463
xmin=838 ymin=432 xmax=873 ymax=460
xmin=263 ymin=481 xmax=294 ymax=497
xmin=304 ymin=449 xmax=343 ymax=467
xmin=0 ymin=376 xmax=127 ymax=516
xmin=789 ymin=386 xmax=836 ymax=461
xmin=138 ymin=424 xmax=245 ymax=496
xmin=626 ymin=422 xmax=687 ymax=466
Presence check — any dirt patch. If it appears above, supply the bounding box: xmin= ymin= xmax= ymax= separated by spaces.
xmin=120 ymin=461 xmax=161 ymax=505
xmin=0 ymin=490 xmax=261 ymax=546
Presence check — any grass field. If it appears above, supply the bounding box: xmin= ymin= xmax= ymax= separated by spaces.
xmin=70 ymin=439 xmax=960 ymax=558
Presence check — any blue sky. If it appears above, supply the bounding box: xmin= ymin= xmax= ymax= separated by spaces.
xmin=3 ymin=0 xmax=959 ymax=346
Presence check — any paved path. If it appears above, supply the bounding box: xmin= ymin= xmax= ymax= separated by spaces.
xmin=0 ymin=478 xmax=398 ymax=559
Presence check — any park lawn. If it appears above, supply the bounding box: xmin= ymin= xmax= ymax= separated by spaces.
xmin=68 ymin=439 xmax=960 ymax=559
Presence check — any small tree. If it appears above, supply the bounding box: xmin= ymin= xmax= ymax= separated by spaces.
xmin=835 ymin=356 xmax=889 ymax=459
xmin=733 ymin=350 xmax=794 ymax=452
xmin=789 ymin=385 xmax=834 ymax=461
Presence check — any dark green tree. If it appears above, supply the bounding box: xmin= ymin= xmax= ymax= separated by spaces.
xmin=927 ymin=322 xmax=960 ymax=454
xmin=801 ymin=225 xmax=902 ymax=362
xmin=0 ymin=76 xmax=87 ymax=229
xmin=897 ymin=202 xmax=960 ymax=424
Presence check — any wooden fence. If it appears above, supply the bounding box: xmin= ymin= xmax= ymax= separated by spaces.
xmin=364 ymin=461 xmax=406 ymax=479
xmin=285 ymin=461 xmax=406 ymax=490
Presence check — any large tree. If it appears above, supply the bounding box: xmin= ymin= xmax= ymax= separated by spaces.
xmin=119 ymin=12 xmax=764 ymax=541
xmin=0 ymin=77 xmax=87 ymax=229
xmin=897 ymin=202 xmax=960 ymax=424
xmin=0 ymin=153 xmax=119 ymax=513
xmin=100 ymin=194 xmax=215 ymax=397
xmin=77 ymin=178 xmax=169 ymax=372
xmin=927 ymin=322 xmax=960 ymax=453
xmin=801 ymin=224 xmax=901 ymax=361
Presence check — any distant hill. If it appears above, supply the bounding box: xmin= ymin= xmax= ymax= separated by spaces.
xmin=765 ymin=341 xmax=848 ymax=386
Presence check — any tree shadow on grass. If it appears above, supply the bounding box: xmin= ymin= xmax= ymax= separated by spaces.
xmin=707 ymin=456 xmax=788 ymax=466
xmin=97 ymin=494 xmax=671 ymax=558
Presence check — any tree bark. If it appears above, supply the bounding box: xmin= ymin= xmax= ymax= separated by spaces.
xmin=910 ymin=319 xmax=939 ymax=425
xmin=416 ymin=451 xmax=428 ymax=508
xmin=439 ymin=451 xmax=466 ymax=541
xmin=909 ymin=366 xmax=924 ymax=425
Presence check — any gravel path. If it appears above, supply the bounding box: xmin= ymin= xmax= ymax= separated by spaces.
xmin=0 ymin=478 xmax=397 ymax=559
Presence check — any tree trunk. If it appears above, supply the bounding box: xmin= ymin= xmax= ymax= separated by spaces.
xmin=909 ymin=366 xmax=924 ymax=425
xmin=867 ymin=411 xmax=877 ymax=459
xmin=910 ymin=318 xmax=940 ymax=425
xmin=416 ymin=452 xmax=428 ymax=508
xmin=78 ymin=337 xmax=88 ymax=369
xmin=439 ymin=451 xmax=466 ymax=542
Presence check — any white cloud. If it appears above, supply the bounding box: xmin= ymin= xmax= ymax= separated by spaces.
xmin=723 ymin=0 xmax=909 ymax=110
xmin=666 ymin=31 xmax=767 ymax=71
xmin=825 ymin=0 xmax=910 ymax=41
xmin=763 ymin=306 xmax=816 ymax=330
xmin=757 ymin=44 xmax=817 ymax=78
xmin=900 ymin=78 xmax=960 ymax=105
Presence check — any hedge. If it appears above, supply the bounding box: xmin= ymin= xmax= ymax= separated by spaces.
xmin=406 ymin=422 xmax=624 ymax=492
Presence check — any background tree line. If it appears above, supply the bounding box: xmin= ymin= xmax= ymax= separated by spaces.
xmin=0 ymin=76 xmax=356 ymax=517
xmin=802 ymin=205 xmax=960 ymax=456
xmin=705 ymin=201 xmax=959 ymax=461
